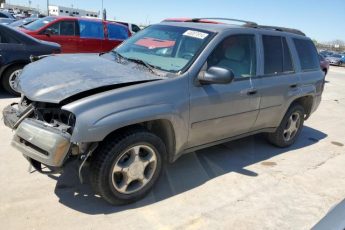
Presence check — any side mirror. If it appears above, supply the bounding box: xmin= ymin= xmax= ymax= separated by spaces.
xmin=44 ymin=28 xmax=53 ymax=36
xmin=198 ymin=66 xmax=234 ymax=85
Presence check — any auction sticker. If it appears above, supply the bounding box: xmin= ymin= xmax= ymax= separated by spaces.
xmin=183 ymin=30 xmax=209 ymax=39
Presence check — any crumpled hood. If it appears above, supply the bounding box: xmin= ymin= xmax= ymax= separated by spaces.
xmin=18 ymin=54 xmax=165 ymax=103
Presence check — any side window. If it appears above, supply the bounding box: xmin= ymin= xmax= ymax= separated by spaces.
xmin=45 ymin=21 xmax=75 ymax=36
xmin=79 ymin=20 xmax=104 ymax=39
xmin=0 ymin=30 xmax=20 ymax=44
xmin=60 ymin=21 xmax=75 ymax=36
xmin=207 ymin=34 xmax=256 ymax=78
xmin=282 ymin=38 xmax=293 ymax=72
xmin=0 ymin=12 xmax=7 ymax=18
xmin=132 ymin=25 xmax=141 ymax=33
xmin=294 ymin=38 xmax=320 ymax=71
xmin=263 ymin=35 xmax=294 ymax=75
xmin=107 ymin=24 xmax=129 ymax=40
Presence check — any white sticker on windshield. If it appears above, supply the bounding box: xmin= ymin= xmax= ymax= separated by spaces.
xmin=183 ymin=30 xmax=208 ymax=39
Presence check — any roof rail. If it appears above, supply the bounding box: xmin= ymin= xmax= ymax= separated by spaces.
xmin=190 ymin=18 xmax=258 ymax=27
xmin=187 ymin=18 xmax=305 ymax=36
xmin=253 ymin=25 xmax=306 ymax=36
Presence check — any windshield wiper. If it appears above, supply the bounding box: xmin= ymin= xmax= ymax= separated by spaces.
xmin=112 ymin=50 xmax=160 ymax=76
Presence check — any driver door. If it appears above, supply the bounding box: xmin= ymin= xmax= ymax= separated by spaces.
xmin=188 ymin=34 xmax=261 ymax=147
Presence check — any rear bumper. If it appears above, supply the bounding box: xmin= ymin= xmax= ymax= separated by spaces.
xmin=11 ymin=119 xmax=71 ymax=167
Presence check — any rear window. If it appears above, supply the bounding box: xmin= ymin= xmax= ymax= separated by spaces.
xmin=263 ymin=35 xmax=294 ymax=75
xmin=294 ymin=39 xmax=320 ymax=71
xmin=0 ymin=29 xmax=20 ymax=44
xmin=79 ymin=20 xmax=104 ymax=39
xmin=107 ymin=23 xmax=128 ymax=40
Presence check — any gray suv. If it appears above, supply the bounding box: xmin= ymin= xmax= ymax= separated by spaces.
xmin=2 ymin=18 xmax=325 ymax=205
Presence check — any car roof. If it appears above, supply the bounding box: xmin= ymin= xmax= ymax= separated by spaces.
xmin=160 ymin=18 xmax=307 ymax=38
xmin=47 ymin=16 xmax=127 ymax=27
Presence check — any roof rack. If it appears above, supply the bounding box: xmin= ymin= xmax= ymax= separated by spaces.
xmin=188 ymin=18 xmax=305 ymax=36
xmin=190 ymin=18 xmax=258 ymax=27
xmin=254 ymin=25 xmax=306 ymax=36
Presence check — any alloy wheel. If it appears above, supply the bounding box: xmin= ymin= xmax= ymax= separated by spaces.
xmin=111 ymin=144 xmax=158 ymax=194
xmin=283 ymin=112 xmax=301 ymax=142
xmin=8 ymin=69 xmax=22 ymax=92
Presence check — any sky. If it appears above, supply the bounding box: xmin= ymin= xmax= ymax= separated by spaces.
xmin=6 ymin=0 xmax=344 ymax=42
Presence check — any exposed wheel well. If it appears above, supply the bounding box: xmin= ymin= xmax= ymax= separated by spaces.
xmin=103 ymin=119 xmax=176 ymax=163
xmin=292 ymin=96 xmax=314 ymax=119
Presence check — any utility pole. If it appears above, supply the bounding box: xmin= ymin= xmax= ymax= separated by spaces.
xmin=47 ymin=0 xmax=49 ymax=16
xmin=101 ymin=0 xmax=103 ymax=16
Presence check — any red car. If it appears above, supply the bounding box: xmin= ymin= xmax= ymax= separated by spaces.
xmin=19 ymin=16 xmax=131 ymax=53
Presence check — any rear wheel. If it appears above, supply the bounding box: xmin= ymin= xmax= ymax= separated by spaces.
xmin=89 ymin=128 xmax=166 ymax=205
xmin=267 ymin=104 xmax=305 ymax=147
xmin=1 ymin=65 xmax=23 ymax=96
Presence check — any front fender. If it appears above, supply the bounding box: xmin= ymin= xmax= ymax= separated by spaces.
xmin=71 ymin=103 xmax=185 ymax=142
xmin=61 ymin=76 xmax=190 ymax=153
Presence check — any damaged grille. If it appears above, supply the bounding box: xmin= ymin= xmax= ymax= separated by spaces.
xmin=17 ymin=97 xmax=76 ymax=134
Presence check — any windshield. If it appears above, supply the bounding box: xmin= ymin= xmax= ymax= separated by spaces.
xmin=332 ymin=54 xmax=342 ymax=58
xmin=23 ymin=16 xmax=57 ymax=31
xmin=115 ymin=25 xmax=214 ymax=72
xmin=10 ymin=18 xmax=36 ymax=27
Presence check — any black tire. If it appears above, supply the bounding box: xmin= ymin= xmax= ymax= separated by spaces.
xmin=1 ymin=65 xmax=23 ymax=96
xmin=89 ymin=128 xmax=166 ymax=205
xmin=267 ymin=104 xmax=305 ymax=148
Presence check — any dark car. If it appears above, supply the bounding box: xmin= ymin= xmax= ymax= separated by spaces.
xmin=8 ymin=17 xmax=38 ymax=28
xmin=0 ymin=24 xmax=61 ymax=95
xmin=319 ymin=54 xmax=329 ymax=75
xmin=0 ymin=11 xmax=16 ymax=25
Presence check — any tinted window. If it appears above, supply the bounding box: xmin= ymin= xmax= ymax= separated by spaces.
xmin=294 ymin=39 xmax=319 ymax=71
xmin=46 ymin=21 xmax=75 ymax=36
xmin=263 ymin=35 xmax=294 ymax=74
xmin=0 ymin=29 xmax=20 ymax=44
xmin=207 ymin=34 xmax=256 ymax=78
xmin=282 ymin=38 xmax=293 ymax=72
xmin=132 ymin=24 xmax=141 ymax=33
xmin=79 ymin=20 xmax=104 ymax=39
xmin=107 ymin=24 xmax=128 ymax=40
xmin=0 ymin=12 xmax=7 ymax=18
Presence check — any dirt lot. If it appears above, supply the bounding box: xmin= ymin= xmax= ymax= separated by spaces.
xmin=0 ymin=66 xmax=344 ymax=230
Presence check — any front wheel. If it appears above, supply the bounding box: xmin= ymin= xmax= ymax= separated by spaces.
xmin=89 ymin=128 xmax=166 ymax=205
xmin=267 ymin=104 xmax=305 ymax=148
xmin=1 ymin=65 xmax=23 ymax=96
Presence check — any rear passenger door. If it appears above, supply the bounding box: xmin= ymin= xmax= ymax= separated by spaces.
xmin=78 ymin=20 xmax=105 ymax=53
xmin=105 ymin=23 xmax=129 ymax=51
xmin=251 ymin=35 xmax=300 ymax=130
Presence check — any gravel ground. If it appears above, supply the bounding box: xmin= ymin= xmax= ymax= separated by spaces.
xmin=0 ymin=66 xmax=344 ymax=230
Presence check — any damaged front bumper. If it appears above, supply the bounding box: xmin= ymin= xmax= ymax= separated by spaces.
xmin=3 ymin=104 xmax=72 ymax=168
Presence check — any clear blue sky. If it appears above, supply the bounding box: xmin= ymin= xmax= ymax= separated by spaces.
xmin=8 ymin=0 xmax=344 ymax=42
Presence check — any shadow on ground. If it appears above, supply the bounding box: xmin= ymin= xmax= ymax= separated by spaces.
xmin=0 ymin=90 xmax=17 ymax=99
xmin=53 ymin=126 xmax=327 ymax=214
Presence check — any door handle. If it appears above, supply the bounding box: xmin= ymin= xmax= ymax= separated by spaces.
xmin=246 ymin=89 xmax=258 ymax=95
